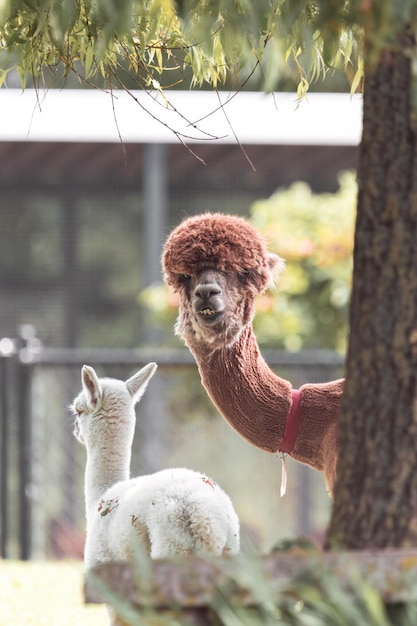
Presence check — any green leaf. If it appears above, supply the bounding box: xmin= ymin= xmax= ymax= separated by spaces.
xmin=84 ymin=43 xmax=95 ymax=79
xmin=0 ymin=66 xmax=14 ymax=87
xmin=350 ymin=57 xmax=363 ymax=94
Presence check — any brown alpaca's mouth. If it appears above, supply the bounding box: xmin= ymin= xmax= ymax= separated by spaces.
xmin=198 ymin=307 xmax=224 ymax=324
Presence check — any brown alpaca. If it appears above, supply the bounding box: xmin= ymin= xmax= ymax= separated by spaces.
xmin=162 ymin=213 xmax=344 ymax=495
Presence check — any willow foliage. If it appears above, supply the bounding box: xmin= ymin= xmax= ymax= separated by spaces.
xmin=1 ymin=1 xmax=414 ymax=94
xmin=0 ymin=0 xmax=416 ymax=103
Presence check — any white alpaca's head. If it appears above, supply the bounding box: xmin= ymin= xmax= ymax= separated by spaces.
xmin=70 ymin=363 xmax=157 ymax=447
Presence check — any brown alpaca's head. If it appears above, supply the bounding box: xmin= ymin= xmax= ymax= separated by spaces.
xmin=162 ymin=213 xmax=284 ymax=349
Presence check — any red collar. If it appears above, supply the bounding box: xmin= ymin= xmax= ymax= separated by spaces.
xmin=279 ymin=389 xmax=301 ymax=454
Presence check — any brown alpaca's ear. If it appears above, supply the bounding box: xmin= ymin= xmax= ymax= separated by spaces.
xmin=266 ymin=253 xmax=285 ymax=289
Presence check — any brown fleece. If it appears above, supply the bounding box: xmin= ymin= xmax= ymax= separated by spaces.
xmin=195 ymin=325 xmax=343 ymax=495
xmin=163 ymin=212 xmax=344 ymax=496
xmin=163 ymin=212 xmax=274 ymax=293
xmin=295 ymin=380 xmax=344 ymax=494
xmin=199 ymin=325 xmax=293 ymax=452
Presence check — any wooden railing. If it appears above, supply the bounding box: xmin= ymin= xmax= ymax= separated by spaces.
xmin=85 ymin=550 xmax=417 ymax=625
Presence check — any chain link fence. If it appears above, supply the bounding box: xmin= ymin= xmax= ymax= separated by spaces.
xmin=0 ymin=333 xmax=344 ymax=560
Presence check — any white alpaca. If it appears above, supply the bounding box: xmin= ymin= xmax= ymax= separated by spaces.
xmin=70 ymin=363 xmax=240 ymax=567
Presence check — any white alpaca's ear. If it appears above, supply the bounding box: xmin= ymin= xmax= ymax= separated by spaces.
xmin=81 ymin=365 xmax=102 ymax=408
xmin=266 ymin=252 xmax=285 ymax=288
xmin=126 ymin=362 xmax=157 ymax=405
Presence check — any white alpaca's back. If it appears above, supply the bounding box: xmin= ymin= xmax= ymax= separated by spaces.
xmin=70 ymin=363 xmax=240 ymax=567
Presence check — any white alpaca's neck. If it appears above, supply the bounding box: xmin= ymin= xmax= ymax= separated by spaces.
xmin=84 ymin=433 xmax=132 ymax=520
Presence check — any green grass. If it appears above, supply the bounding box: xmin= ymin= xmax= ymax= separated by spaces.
xmin=0 ymin=560 xmax=108 ymax=626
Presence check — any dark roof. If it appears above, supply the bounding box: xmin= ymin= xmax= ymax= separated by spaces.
xmin=0 ymin=141 xmax=358 ymax=194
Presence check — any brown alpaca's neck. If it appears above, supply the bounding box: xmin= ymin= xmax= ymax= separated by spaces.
xmin=186 ymin=323 xmax=343 ymax=494
xmin=188 ymin=325 xmax=292 ymax=453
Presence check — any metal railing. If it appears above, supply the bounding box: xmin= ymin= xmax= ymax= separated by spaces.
xmin=0 ymin=330 xmax=344 ymax=560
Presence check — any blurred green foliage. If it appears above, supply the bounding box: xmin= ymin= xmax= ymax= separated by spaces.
xmin=140 ymin=171 xmax=356 ymax=352
xmin=251 ymin=170 xmax=356 ymax=352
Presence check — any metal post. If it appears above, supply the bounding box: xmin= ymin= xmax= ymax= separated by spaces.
xmin=17 ymin=359 xmax=32 ymax=560
xmin=142 ymin=143 xmax=167 ymax=286
xmin=61 ymin=192 xmax=79 ymax=529
xmin=295 ymin=463 xmax=313 ymax=537
xmin=61 ymin=190 xmax=79 ymax=348
xmin=0 ymin=355 xmax=9 ymax=557
xmin=139 ymin=143 xmax=169 ymax=472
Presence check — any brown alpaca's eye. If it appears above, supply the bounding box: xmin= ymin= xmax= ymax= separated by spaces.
xmin=238 ymin=271 xmax=250 ymax=284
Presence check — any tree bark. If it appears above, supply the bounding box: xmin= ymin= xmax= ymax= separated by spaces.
xmin=326 ymin=28 xmax=417 ymax=549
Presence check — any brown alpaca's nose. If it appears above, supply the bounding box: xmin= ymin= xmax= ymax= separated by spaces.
xmin=194 ymin=283 xmax=222 ymax=301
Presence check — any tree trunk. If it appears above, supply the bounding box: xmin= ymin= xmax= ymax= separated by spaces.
xmin=326 ymin=28 xmax=417 ymax=549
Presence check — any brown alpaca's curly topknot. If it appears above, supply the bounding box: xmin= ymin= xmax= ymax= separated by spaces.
xmin=162 ymin=213 xmax=271 ymax=291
